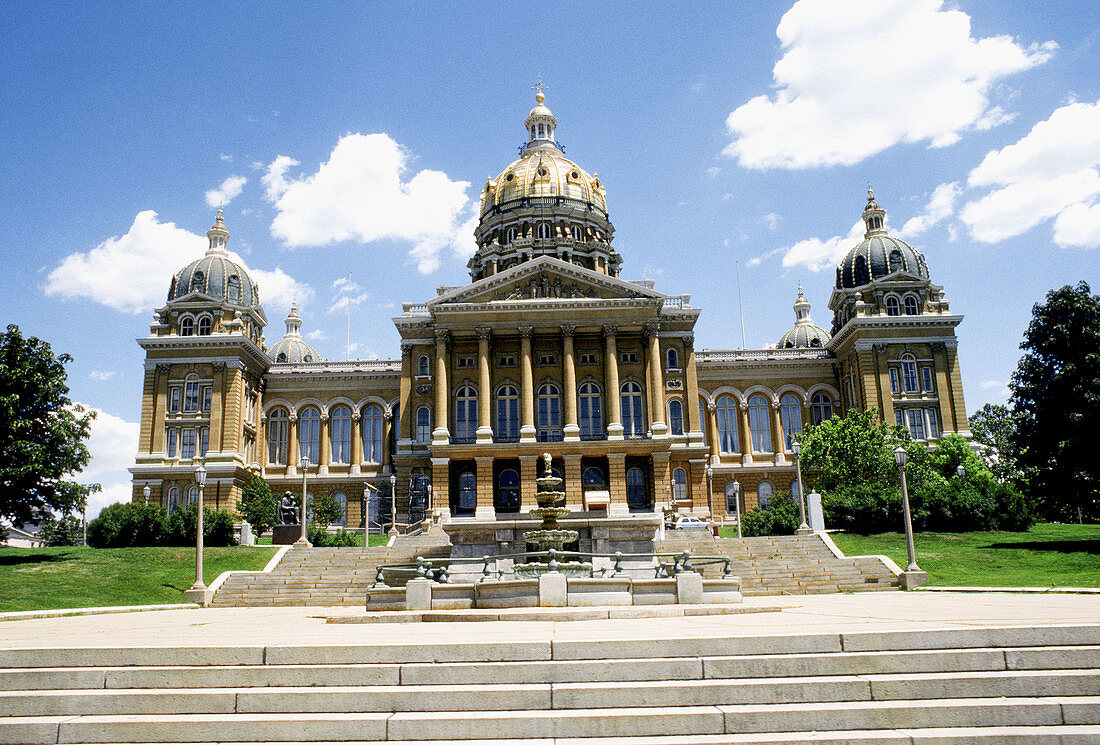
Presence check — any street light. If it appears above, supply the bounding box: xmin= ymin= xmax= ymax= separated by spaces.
xmin=188 ymin=462 xmax=207 ymax=600
xmin=142 ymin=484 xmax=151 ymax=505
xmin=732 ymin=480 xmax=742 ymax=539
xmin=389 ymin=473 xmax=398 ymax=536
xmin=956 ymin=464 xmax=966 ymax=479
xmin=362 ymin=486 xmax=369 ymax=542
xmin=297 ymin=456 xmax=311 ymax=546
xmin=705 ymin=465 xmax=713 ymax=520
xmin=792 ymin=440 xmax=810 ymax=534
xmin=894 ymin=445 xmax=927 ymax=589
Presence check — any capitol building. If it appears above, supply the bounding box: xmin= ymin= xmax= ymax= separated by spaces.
xmin=128 ymin=91 xmax=970 ymax=528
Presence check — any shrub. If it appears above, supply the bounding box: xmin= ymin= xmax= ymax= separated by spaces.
xmin=40 ymin=513 xmax=82 ymax=546
xmin=165 ymin=505 xmax=238 ymax=547
xmin=238 ymin=476 xmax=277 ymax=535
xmin=821 ymin=483 xmax=901 ymax=535
xmin=311 ymin=492 xmax=345 ymax=527
xmin=307 ymin=525 xmax=359 ymax=547
xmin=740 ymin=493 xmax=801 ymax=537
xmin=87 ymin=502 xmax=167 ymax=548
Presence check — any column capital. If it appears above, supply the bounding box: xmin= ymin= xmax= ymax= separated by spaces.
xmin=680 ymin=334 xmax=695 ymax=349
xmin=602 ymin=324 xmax=618 ymax=338
xmin=475 ymin=326 xmax=493 ymax=341
xmin=560 ymin=323 xmax=576 ymax=338
xmin=351 ymin=411 xmax=361 ymax=422
xmin=771 ymin=397 xmax=781 ymax=410
xmin=518 ymin=325 xmax=534 ymax=339
xmin=644 ymin=321 xmax=661 ymax=336
xmin=739 ymin=401 xmax=749 ymax=412
xmin=289 ymin=412 xmax=298 ymax=422
xmin=434 ymin=329 xmax=450 ymax=345
xmin=320 ymin=412 xmax=330 ymax=423
xmin=708 ymin=400 xmax=717 ymax=412
xmin=156 ymin=363 xmax=171 ymax=375
xmin=400 ymin=342 xmax=414 ymax=357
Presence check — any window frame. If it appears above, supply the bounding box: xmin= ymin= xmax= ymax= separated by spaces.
xmin=620 ymin=381 xmax=646 ymax=437
xmin=415 ymin=406 xmax=432 ymax=443
xmin=578 ymin=382 xmax=603 ymax=438
xmin=267 ymin=408 xmax=288 ymax=465
xmin=715 ymin=395 xmax=739 ymax=454
xmin=454 ymin=386 xmax=479 ymax=442
xmin=330 ymin=405 xmax=352 ymax=464
xmin=779 ymin=393 xmax=803 ymax=450
xmin=747 ymin=394 xmax=772 ymax=453
xmin=299 ymin=407 xmax=321 ymax=463
xmin=496 ymin=385 xmax=520 ymax=441
xmin=668 ymin=399 xmax=684 ymax=436
xmin=536 ymin=383 xmax=561 ymax=442
xmin=362 ymin=405 xmax=384 ymax=463
xmin=810 ymin=393 xmax=833 ymax=425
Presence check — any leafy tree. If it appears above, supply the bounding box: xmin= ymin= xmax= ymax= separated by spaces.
xmin=311 ymin=491 xmax=345 ymax=527
xmin=969 ymin=403 xmax=1022 ymax=483
xmin=0 ymin=325 xmax=94 ymax=526
xmin=40 ymin=513 xmax=82 ymax=546
xmin=796 ymin=408 xmax=913 ymax=493
xmin=238 ymin=476 xmax=277 ymax=535
xmin=1010 ymin=281 xmax=1100 ymax=522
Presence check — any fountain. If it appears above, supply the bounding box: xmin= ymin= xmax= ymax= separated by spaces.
xmin=512 ymin=453 xmax=593 ymax=578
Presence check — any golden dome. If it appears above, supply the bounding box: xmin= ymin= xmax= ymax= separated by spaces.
xmin=480 ymin=149 xmax=608 ymax=217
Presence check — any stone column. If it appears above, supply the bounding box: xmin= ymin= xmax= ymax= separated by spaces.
xmin=645 ymin=322 xmax=667 ymax=437
xmin=683 ymin=336 xmax=703 ymax=445
xmin=707 ymin=401 xmax=720 ymax=465
xmin=771 ymin=398 xmax=786 ymax=465
xmin=432 ymin=330 xmax=450 ymax=444
xmin=563 ymin=453 xmax=582 ymax=507
xmin=475 ymin=455 xmax=495 ymax=519
xmin=604 ymin=325 xmax=624 ymax=440
xmin=652 ymin=451 xmax=670 ymax=512
xmin=432 ymin=457 xmax=452 ymax=520
xmin=287 ymin=413 xmax=299 ymax=476
xmin=561 ymin=325 xmax=580 ymax=442
xmin=739 ymin=401 xmax=753 ymax=465
xmin=399 ymin=343 xmax=413 ymax=448
xmin=319 ymin=412 xmax=331 ymax=475
xmin=608 ymin=452 xmax=628 ymax=515
xmin=210 ymin=362 xmax=225 ymax=454
xmin=519 ymin=454 xmax=538 ymax=512
xmin=350 ymin=411 xmax=362 ymax=476
xmin=519 ymin=326 xmax=536 ymax=443
xmin=151 ymin=363 xmax=169 ymax=453
xmin=476 ymin=327 xmax=494 ymax=443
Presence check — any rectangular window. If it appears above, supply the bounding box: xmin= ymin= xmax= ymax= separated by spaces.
xmin=456 ymin=356 xmax=475 ymax=368
xmin=902 ymin=362 xmax=919 ymax=393
xmin=926 ymin=408 xmax=940 ymax=439
xmin=183 ymin=381 xmax=201 ymax=413
xmin=537 ymin=353 xmax=557 ymax=366
xmin=907 ymin=409 xmax=926 ymax=440
xmin=169 ymin=387 xmax=181 ymax=414
xmin=895 ymin=410 xmax=904 ymax=426
xmin=202 ymin=386 xmax=212 ymax=413
xmin=498 ymin=354 xmax=517 ymax=367
xmin=889 ymin=368 xmax=900 ymax=395
xmin=167 ymin=428 xmax=178 ymax=458
xmin=921 ymin=367 xmax=934 ymax=393
xmin=619 ymin=351 xmax=639 ymax=364
xmin=181 ymin=428 xmax=197 ymax=459
xmin=199 ymin=427 xmax=209 ymax=457
xmin=579 ymin=352 xmax=598 ymax=365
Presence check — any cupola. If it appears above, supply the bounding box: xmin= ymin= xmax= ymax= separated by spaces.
xmin=268 ymin=303 xmax=321 ymax=364
xmin=777 ymin=286 xmax=831 ymax=348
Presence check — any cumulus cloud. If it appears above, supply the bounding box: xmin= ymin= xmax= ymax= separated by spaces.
xmin=980 ymin=379 xmax=1011 ymax=400
xmin=960 ymin=98 xmax=1100 ymax=247
xmin=262 ymin=133 xmax=476 ymax=273
xmin=74 ymin=406 xmax=139 ymax=519
xmin=764 ymin=213 xmax=781 ymax=231
xmin=88 ymin=370 xmax=116 ymax=382
xmin=723 ymin=0 xmax=1055 ymax=169
xmin=204 ymin=175 xmax=247 ymax=208
xmin=768 ymin=220 xmax=866 ymax=273
xmin=44 ymin=210 xmax=313 ymax=314
xmin=901 ymin=182 xmax=962 ymax=237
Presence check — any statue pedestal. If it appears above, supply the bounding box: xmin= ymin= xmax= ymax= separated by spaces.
xmin=273 ymin=524 xmax=302 ymax=545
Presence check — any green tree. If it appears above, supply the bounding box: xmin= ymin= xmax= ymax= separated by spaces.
xmin=311 ymin=491 xmax=344 ymax=527
xmin=1010 ymin=281 xmax=1100 ymax=522
xmin=796 ymin=408 xmax=913 ymax=493
xmin=0 ymin=325 xmax=94 ymax=526
xmin=237 ymin=476 xmax=277 ymax=535
xmin=969 ymin=403 xmax=1021 ymax=483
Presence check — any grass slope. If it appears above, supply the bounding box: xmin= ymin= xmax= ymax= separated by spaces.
xmin=830 ymin=523 xmax=1100 ymax=588
xmin=0 ymin=546 xmax=278 ymax=613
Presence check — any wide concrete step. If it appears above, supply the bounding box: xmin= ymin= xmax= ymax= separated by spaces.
xmin=4 ymin=697 xmax=1094 ymax=742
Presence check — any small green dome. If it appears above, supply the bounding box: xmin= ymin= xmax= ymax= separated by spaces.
xmin=268 ymin=304 xmax=320 ymax=364
xmin=777 ymin=286 xmax=831 ymax=348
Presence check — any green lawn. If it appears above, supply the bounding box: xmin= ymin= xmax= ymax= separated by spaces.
xmin=0 ymin=546 xmax=278 ymax=613
xmin=829 ymin=523 xmax=1100 ymax=588
xmin=255 ymin=533 xmax=390 ymax=547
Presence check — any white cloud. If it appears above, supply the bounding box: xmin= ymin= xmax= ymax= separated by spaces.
xmin=44 ymin=210 xmax=313 ymax=315
xmin=775 ymin=219 xmax=865 ymax=273
xmin=329 ymin=293 xmax=368 ymax=315
xmin=219 ymin=153 xmax=234 ymax=163
xmin=74 ymin=406 xmax=139 ymax=519
xmin=705 ymin=167 xmax=721 ymax=177
xmin=764 ymin=213 xmax=781 ymax=231
xmin=204 ymin=175 xmax=247 ymax=208
xmin=900 ymin=181 xmax=962 ymax=237
xmin=723 ymin=0 xmax=1055 ymax=169
xmin=88 ymin=370 xmax=116 ymax=382
xmin=979 ymin=379 xmax=1010 ymax=399
xmin=960 ymin=98 xmax=1100 ymax=247
xmin=262 ymin=133 xmax=476 ymax=273
xmin=306 ymin=329 xmax=327 ymax=340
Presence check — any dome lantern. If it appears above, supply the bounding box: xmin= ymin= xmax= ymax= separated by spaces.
xmin=523 ymin=78 xmax=559 ymax=154
xmin=206 ymin=208 xmax=230 ymax=254
xmin=861 ymin=187 xmax=887 ymax=239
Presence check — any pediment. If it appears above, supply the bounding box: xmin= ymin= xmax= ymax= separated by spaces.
xmin=429 ymin=257 xmax=664 ymax=306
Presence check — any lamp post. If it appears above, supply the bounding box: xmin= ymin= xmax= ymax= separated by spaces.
xmin=142 ymin=484 xmax=151 ymax=505
xmin=956 ymin=464 xmax=966 ymax=479
xmin=705 ymin=465 xmax=714 ymax=518
xmin=389 ymin=473 xmax=398 ymax=537
xmin=297 ymin=456 xmax=311 ymax=546
xmin=792 ymin=440 xmax=810 ymax=534
xmin=362 ymin=486 xmax=369 ymax=543
xmin=186 ymin=462 xmax=208 ymax=603
xmin=894 ymin=445 xmax=928 ymax=589
xmin=732 ymin=480 xmax=742 ymax=539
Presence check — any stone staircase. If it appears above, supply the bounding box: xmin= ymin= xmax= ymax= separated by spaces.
xmin=0 ymin=624 xmax=1097 ymax=742
xmin=657 ymin=533 xmax=899 ymax=595
xmin=212 ymin=534 xmax=451 ymax=607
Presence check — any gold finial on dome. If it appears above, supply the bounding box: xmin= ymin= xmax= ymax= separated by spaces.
xmin=532 ymin=74 xmax=548 ymax=103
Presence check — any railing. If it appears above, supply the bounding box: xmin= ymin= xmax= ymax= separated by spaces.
xmin=536 ymin=430 xmax=564 ymax=443
xmin=371 ymin=548 xmax=733 ymax=587
xmin=695 ymin=348 xmax=831 ymax=362
xmin=579 ymin=432 xmax=608 ymax=441
xmin=269 ymin=359 xmax=401 ymax=373
xmin=661 ymin=294 xmax=692 ymax=310
xmin=401 ymin=303 xmax=430 ymax=316
xmin=482 ymin=195 xmax=609 ymax=222
xmin=450 ymin=435 xmax=477 ymax=445
xmin=493 ymin=434 xmax=520 ymax=443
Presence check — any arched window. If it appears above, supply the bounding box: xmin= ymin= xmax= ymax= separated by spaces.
xmin=668 ymin=399 xmax=684 ymax=436
xmin=190 ymin=271 xmax=205 ymax=294
xmin=180 ymin=316 xmax=194 ymax=336
xmin=362 ymin=405 xmax=384 ymax=463
xmin=699 ymin=400 xmax=708 ymax=445
xmin=537 ymin=383 xmax=561 ymax=441
xmin=537 ymin=123 xmax=545 ymax=138
xmin=671 ymin=467 xmax=687 ymax=502
xmin=227 ymin=275 xmax=241 ymax=304
xmin=579 ymin=383 xmax=603 ymax=439
xmin=748 ymin=394 xmax=772 ymax=452
xmin=779 ymin=393 xmax=803 ymax=450
xmin=583 ymin=467 xmax=606 ymax=488
xmin=331 ymin=492 xmax=348 ymax=526
xmin=506 ymin=227 xmax=517 ymax=243
xmin=901 ymin=354 xmax=919 ymax=393
xmin=197 ymin=316 xmax=212 ymax=336
xmin=267 ymin=408 xmax=288 ymax=465
xmin=854 ymin=255 xmax=869 ymax=285
xmin=790 ymin=480 xmax=800 ymax=502
xmin=187 ymin=484 xmax=199 ymax=506
xmin=183 ymin=375 xmax=201 ymax=413
xmin=725 ymin=482 xmax=740 ymax=513
xmin=330 ymin=405 xmax=352 ymax=464
xmin=904 ymin=295 xmax=919 ymax=315
xmin=888 ymin=249 xmax=905 ymax=273
xmin=537 ymin=223 xmax=551 ymax=240
xmin=417 ymin=355 xmax=429 ymax=377
xmin=391 ymin=405 xmax=400 ymax=446
xmin=571 ymin=225 xmax=582 ymax=240
xmin=757 ymin=480 xmax=773 ymax=509
xmin=454 ymin=386 xmax=478 ymax=442
xmin=621 ymin=381 xmax=646 ymax=437
xmin=496 ymin=385 xmax=519 ymax=441
xmin=299 ymin=407 xmax=320 ymax=464
xmin=666 ymin=348 xmax=679 ymax=370
xmin=456 ymin=472 xmax=476 ymax=514
xmin=716 ymin=395 xmax=739 ymax=454
xmin=497 ymin=469 xmax=520 ymax=512
xmin=626 ymin=467 xmax=647 ymax=511
xmin=415 ymin=406 xmax=431 ymax=442
xmin=885 ymin=296 xmax=901 ymax=316
xmin=811 ymin=393 xmax=834 ymax=426
xmin=167 ymin=486 xmax=181 ymax=515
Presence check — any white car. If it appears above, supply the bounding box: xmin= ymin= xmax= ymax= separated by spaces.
xmin=673 ymin=516 xmax=709 ymax=530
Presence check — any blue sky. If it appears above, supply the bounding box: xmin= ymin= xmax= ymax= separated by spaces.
xmin=2 ymin=1 xmax=1098 ymax=516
